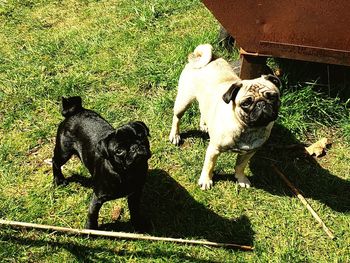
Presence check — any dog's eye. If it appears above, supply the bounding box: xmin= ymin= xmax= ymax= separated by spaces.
xmin=241 ymin=97 xmax=254 ymax=108
xmin=114 ymin=148 xmax=126 ymax=156
xmin=265 ymin=92 xmax=278 ymax=101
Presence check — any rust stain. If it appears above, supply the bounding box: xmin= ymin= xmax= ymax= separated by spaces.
xmin=202 ymin=0 xmax=350 ymax=66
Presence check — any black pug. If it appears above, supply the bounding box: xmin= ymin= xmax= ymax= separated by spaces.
xmin=52 ymin=96 xmax=151 ymax=231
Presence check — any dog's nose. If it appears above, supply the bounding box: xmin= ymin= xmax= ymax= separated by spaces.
xmin=255 ymin=100 xmax=266 ymax=110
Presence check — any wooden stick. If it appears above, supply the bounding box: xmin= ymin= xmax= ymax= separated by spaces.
xmin=0 ymin=219 xmax=253 ymax=251
xmin=271 ymin=164 xmax=335 ymax=239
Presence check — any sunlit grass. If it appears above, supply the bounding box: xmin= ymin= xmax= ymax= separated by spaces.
xmin=0 ymin=0 xmax=349 ymax=262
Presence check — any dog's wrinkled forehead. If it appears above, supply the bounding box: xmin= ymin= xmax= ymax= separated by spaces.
xmin=246 ymin=84 xmax=272 ymax=96
xmin=240 ymin=76 xmax=280 ymax=97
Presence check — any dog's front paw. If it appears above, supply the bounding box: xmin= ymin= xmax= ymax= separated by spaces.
xmin=54 ymin=177 xmax=68 ymax=187
xmin=198 ymin=176 xmax=213 ymax=190
xmin=131 ymin=216 xmax=151 ymax=233
xmin=200 ymin=123 xmax=208 ymax=133
xmin=85 ymin=220 xmax=98 ymax=230
xmin=235 ymin=175 xmax=251 ymax=188
xmin=169 ymin=133 xmax=181 ymax=146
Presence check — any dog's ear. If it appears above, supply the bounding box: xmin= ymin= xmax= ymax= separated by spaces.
xmin=222 ymin=82 xmax=242 ymax=104
xmin=96 ymin=134 xmax=112 ymax=159
xmin=130 ymin=121 xmax=150 ymax=137
xmin=264 ymin=74 xmax=281 ymax=88
xmin=96 ymin=133 xmax=121 ymax=159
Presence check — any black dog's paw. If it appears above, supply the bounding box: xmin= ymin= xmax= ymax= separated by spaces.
xmin=54 ymin=177 xmax=68 ymax=187
xmin=131 ymin=216 xmax=152 ymax=233
xmin=85 ymin=220 xmax=98 ymax=230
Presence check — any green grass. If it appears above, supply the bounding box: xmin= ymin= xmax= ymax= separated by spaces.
xmin=0 ymin=0 xmax=349 ymax=262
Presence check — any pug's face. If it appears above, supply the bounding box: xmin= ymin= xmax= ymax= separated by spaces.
xmin=223 ymin=74 xmax=281 ymax=127
xmin=97 ymin=121 xmax=151 ymax=169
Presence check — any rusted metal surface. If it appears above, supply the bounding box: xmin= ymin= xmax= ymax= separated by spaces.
xmin=202 ymin=0 xmax=350 ymax=66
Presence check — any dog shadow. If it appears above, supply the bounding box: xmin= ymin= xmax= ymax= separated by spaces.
xmin=247 ymin=124 xmax=350 ymax=213
xmin=178 ymin=130 xmax=209 ymax=145
xmin=104 ymin=169 xmax=255 ymax=246
xmin=141 ymin=169 xmax=254 ymax=245
xmin=212 ymin=124 xmax=349 ymax=212
xmin=65 ymin=169 xmax=254 ymax=246
xmin=186 ymin=123 xmax=349 ymax=213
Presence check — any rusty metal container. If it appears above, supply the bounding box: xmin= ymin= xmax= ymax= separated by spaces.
xmin=202 ymin=0 xmax=350 ymax=78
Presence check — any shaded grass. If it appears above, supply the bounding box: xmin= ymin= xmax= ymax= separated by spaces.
xmin=269 ymin=58 xmax=350 ymax=143
xmin=278 ymin=85 xmax=348 ymax=140
xmin=0 ymin=0 xmax=349 ymax=262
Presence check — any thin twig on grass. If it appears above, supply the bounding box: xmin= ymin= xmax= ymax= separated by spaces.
xmin=0 ymin=219 xmax=253 ymax=251
xmin=271 ymin=164 xmax=335 ymax=239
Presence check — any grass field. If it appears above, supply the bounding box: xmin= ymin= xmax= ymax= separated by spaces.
xmin=0 ymin=0 xmax=349 ymax=262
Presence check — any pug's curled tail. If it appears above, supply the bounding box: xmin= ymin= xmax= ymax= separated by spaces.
xmin=188 ymin=44 xmax=213 ymax=69
xmin=61 ymin=96 xmax=83 ymax=117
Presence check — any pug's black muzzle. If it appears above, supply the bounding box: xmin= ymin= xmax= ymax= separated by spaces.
xmin=127 ymin=143 xmax=152 ymax=166
xmin=248 ymin=100 xmax=278 ymax=127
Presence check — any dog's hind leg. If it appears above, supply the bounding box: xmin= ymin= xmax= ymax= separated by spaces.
xmin=52 ymin=143 xmax=73 ymax=186
xmin=86 ymin=193 xmax=103 ymax=229
xmin=169 ymin=85 xmax=195 ymax=145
